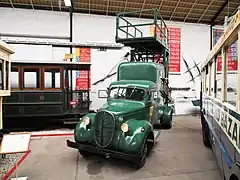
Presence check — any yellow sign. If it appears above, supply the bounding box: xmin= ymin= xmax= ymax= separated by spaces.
xmin=149 ymin=105 xmax=154 ymax=118
xmin=65 ymin=53 xmax=73 ymax=59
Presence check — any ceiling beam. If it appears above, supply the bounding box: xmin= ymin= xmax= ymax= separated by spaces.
xmin=106 ymin=0 xmax=110 ymax=15
xmin=210 ymin=0 xmax=229 ymax=25
xmin=9 ymin=0 xmax=14 ymax=8
xmin=183 ymin=0 xmax=197 ymax=22
xmin=158 ymin=0 xmax=164 ymax=13
xmin=89 ymin=0 xmax=90 ymax=14
xmin=50 ymin=0 xmax=53 ymax=11
xmin=124 ymin=0 xmax=128 ymax=12
xmin=169 ymin=0 xmax=180 ymax=21
xmin=30 ymin=0 xmax=34 ymax=9
xmin=197 ymin=0 xmax=215 ymax=23
xmin=139 ymin=0 xmax=146 ymax=18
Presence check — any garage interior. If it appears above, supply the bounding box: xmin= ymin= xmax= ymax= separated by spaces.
xmin=0 ymin=0 xmax=240 ymax=180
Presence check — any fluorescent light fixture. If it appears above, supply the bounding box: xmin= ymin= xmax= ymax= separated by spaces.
xmin=64 ymin=0 xmax=71 ymax=7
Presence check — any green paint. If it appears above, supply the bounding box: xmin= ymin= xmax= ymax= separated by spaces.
xmin=68 ymin=9 xmax=173 ymax=167
xmin=73 ymin=61 xmax=173 ymax=156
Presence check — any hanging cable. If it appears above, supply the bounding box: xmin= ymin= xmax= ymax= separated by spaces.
xmin=92 ymin=52 xmax=130 ymax=86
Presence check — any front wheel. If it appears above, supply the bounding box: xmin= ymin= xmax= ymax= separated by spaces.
xmin=79 ymin=150 xmax=91 ymax=158
xmin=135 ymin=142 xmax=148 ymax=169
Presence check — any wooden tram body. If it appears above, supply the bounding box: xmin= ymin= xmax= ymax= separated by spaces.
xmin=0 ymin=40 xmax=14 ymax=131
xmin=2 ymin=61 xmax=91 ymax=124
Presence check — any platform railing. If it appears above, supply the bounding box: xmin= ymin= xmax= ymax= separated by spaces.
xmin=115 ymin=8 xmax=169 ymax=48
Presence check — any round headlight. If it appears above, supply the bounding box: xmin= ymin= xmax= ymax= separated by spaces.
xmin=82 ymin=117 xmax=90 ymax=125
xmin=121 ymin=123 xmax=129 ymax=133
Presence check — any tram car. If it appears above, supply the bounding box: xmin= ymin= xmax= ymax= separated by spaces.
xmin=2 ymin=61 xmax=91 ymax=124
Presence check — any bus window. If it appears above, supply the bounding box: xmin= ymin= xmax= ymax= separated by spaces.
xmin=23 ymin=67 xmax=40 ymax=89
xmin=216 ymin=53 xmax=222 ymax=99
xmin=210 ymin=62 xmax=215 ymax=95
xmin=206 ymin=65 xmax=209 ymax=94
xmin=226 ymin=41 xmax=237 ymax=106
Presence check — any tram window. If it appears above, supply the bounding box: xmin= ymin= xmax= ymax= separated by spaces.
xmin=11 ymin=67 xmax=19 ymax=89
xmin=226 ymin=42 xmax=237 ymax=106
xmin=23 ymin=67 xmax=40 ymax=89
xmin=0 ymin=60 xmax=3 ymax=90
xmin=44 ymin=68 xmax=61 ymax=89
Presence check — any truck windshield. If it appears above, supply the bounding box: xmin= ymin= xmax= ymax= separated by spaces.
xmin=109 ymin=86 xmax=145 ymax=101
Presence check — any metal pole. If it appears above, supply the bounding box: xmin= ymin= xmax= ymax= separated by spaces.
xmin=70 ymin=7 xmax=73 ymax=102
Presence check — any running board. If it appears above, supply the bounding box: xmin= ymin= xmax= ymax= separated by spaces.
xmin=62 ymin=118 xmax=79 ymax=125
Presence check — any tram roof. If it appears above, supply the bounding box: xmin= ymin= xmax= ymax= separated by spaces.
xmin=11 ymin=61 xmax=91 ymax=70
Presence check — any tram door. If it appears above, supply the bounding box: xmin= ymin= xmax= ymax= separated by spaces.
xmin=64 ymin=68 xmax=90 ymax=116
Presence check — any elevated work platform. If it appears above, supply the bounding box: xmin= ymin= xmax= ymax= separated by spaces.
xmin=115 ymin=9 xmax=170 ymax=77
xmin=115 ymin=9 xmax=170 ymax=55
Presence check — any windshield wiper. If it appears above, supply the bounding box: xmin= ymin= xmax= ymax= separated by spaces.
xmin=128 ymin=86 xmax=137 ymax=100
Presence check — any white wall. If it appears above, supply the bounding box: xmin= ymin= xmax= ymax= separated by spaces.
xmin=0 ymin=7 xmax=211 ymax=115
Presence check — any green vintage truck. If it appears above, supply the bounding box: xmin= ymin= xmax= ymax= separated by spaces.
xmin=67 ymin=9 xmax=174 ymax=168
xmin=67 ymin=61 xmax=173 ymax=168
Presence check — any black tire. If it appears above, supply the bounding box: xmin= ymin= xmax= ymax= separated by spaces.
xmin=135 ymin=142 xmax=148 ymax=169
xmin=202 ymin=121 xmax=211 ymax=148
xmin=79 ymin=150 xmax=91 ymax=158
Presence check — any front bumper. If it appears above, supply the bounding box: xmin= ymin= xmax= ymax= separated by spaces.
xmin=66 ymin=139 xmax=142 ymax=163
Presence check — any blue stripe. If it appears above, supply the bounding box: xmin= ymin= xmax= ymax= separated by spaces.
xmin=204 ymin=115 xmax=233 ymax=168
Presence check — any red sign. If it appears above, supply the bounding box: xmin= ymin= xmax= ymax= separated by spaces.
xmin=151 ymin=26 xmax=181 ymax=73
xmin=213 ymin=28 xmax=238 ymax=72
xmin=75 ymin=47 xmax=91 ymax=90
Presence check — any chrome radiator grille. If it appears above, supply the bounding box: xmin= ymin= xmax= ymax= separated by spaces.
xmin=94 ymin=111 xmax=115 ymax=148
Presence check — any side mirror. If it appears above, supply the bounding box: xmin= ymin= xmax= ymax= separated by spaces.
xmin=98 ymin=90 xmax=108 ymax=98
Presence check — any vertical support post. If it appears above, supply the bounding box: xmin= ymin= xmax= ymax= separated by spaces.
xmin=208 ymin=64 xmax=211 ymax=95
xmin=116 ymin=15 xmax=119 ymax=40
xmin=0 ymin=97 xmax=2 ymax=130
xmin=236 ymin=30 xmax=240 ymax=112
xmin=3 ymin=61 xmax=6 ymax=91
xmin=213 ymin=57 xmax=216 ymax=98
xmin=221 ymin=47 xmax=227 ymax=102
xmin=210 ymin=25 xmax=213 ymax=50
xmin=69 ymin=6 xmax=73 ymax=104
xmin=154 ymin=9 xmax=157 ymax=38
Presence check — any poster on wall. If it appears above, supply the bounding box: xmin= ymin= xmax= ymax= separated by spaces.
xmin=213 ymin=28 xmax=238 ymax=71
xmin=75 ymin=47 xmax=91 ymax=90
xmin=150 ymin=26 xmax=181 ymax=73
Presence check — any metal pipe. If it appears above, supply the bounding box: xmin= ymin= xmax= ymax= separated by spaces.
xmin=69 ymin=6 xmax=73 ymax=106
xmin=0 ymin=33 xmax=70 ymax=40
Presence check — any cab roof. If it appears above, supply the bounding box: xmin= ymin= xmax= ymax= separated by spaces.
xmin=110 ymin=80 xmax=156 ymax=89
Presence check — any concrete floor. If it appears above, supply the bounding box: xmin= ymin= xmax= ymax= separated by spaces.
xmin=9 ymin=115 xmax=222 ymax=180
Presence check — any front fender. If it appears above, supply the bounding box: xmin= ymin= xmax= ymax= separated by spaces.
xmin=118 ymin=119 xmax=153 ymax=154
xmin=74 ymin=113 xmax=96 ymax=143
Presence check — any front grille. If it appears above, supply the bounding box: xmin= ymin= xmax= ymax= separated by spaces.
xmin=94 ymin=110 xmax=115 ymax=148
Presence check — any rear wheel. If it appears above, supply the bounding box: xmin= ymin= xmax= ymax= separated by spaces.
xmin=202 ymin=121 xmax=211 ymax=148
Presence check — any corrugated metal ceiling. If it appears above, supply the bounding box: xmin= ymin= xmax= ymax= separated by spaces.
xmin=0 ymin=0 xmax=239 ymax=25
